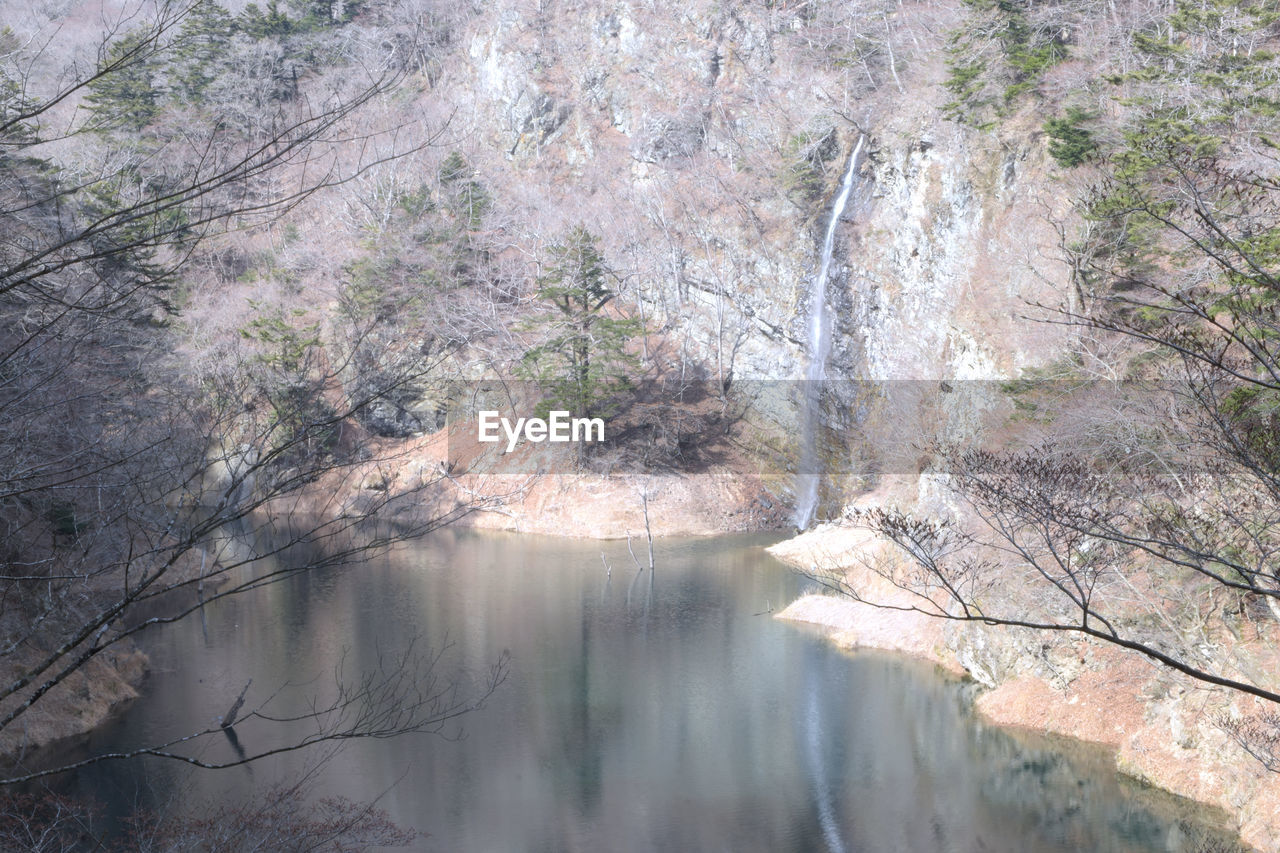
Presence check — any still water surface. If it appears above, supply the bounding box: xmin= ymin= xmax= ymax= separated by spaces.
xmin=75 ymin=531 xmax=1236 ymax=851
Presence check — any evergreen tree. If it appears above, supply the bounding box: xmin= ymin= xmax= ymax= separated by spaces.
xmin=1043 ymin=107 xmax=1096 ymax=168
xmin=0 ymin=27 xmax=36 ymax=141
xmin=84 ymin=30 xmax=162 ymax=130
xmin=238 ymin=1 xmax=294 ymax=39
xmin=520 ymin=227 xmax=642 ymax=420
xmin=438 ymin=152 xmax=491 ymax=231
xmin=287 ymin=0 xmax=361 ymax=27
xmin=172 ymin=1 xmax=234 ymax=102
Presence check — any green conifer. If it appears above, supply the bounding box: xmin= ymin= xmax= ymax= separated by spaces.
xmin=520 ymin=227 xmax=642 ymax=421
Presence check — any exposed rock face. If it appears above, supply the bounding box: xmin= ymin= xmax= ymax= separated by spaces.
xmin=437 ymin=3 xmax=905 ymax=384
xmin=850 ymin=119 xmax=1075 ymax=381
xmin=393 ymin=9 xmax=807 ymax=514
xmin=413 ymin=2 xmax=1081 ymax=521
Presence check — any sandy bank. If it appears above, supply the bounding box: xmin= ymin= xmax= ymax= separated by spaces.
xmin=320 ymin=426 xmax=792 ymax=539
xmin=457 ymin=469 xmax=787 ymax=538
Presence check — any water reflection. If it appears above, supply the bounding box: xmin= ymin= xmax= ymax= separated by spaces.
xmin=73 ymin=531 xmax=1237 ymax=852
xmin=803 ymin=653 xmax=846 ymax=853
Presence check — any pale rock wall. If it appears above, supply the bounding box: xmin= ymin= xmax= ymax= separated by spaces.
xmin=437 ymin=1 xmax=1066 ymax=387
xmin=417 ymin=0 xmax=1084 ymax=507
xmin=842 ymin=118 xmax=1074 ymax=381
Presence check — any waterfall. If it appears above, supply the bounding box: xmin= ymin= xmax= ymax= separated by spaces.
xmin=794 ymin=134 xmax=865 ymax=530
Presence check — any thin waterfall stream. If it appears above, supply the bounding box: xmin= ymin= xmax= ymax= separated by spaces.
xmin=795 ymin=134 xmax=865 ymax=530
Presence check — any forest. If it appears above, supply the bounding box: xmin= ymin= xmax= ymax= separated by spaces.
xmin=3 ymin=0 xmax=1280 ymax=849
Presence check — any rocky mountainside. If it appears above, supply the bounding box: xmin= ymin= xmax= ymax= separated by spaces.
xmin=352 ymin=0 xmax=1096 ymax=527
xmin=228 ymin=0 xmax=1087 ymax=526
xmin=415 ymin=0 xmax=1073 ymax=383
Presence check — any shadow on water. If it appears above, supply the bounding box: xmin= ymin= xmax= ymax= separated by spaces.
xmin=62 ymin=530 xmax=1242 ymax=852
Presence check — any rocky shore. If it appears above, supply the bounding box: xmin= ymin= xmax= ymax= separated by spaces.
xmin=769 ymin=524 xmax=1280 ymax=852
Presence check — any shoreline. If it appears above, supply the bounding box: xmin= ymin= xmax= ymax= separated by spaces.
xmin=9 ymin=508 xmax=1269 ymax=850
xmin=767 ymin=523 xmax=1280 ymax=852
xmin=0 ymin=645 xmax=147 ymax=770
xmin=446 ymin=468 xmax=791 ymax=539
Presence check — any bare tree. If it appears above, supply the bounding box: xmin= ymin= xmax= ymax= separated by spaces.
xmin=804 ymin=0 xmax=1280 ymax=762
xmin=0 ymin=0 xmax=508 ymax=792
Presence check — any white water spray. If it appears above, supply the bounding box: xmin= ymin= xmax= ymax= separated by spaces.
xmin=794 ymin=134 xmax=865 ymax=530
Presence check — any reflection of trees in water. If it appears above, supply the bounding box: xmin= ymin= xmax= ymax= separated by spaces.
xmin=971 ymin=726 xmax=1231 ymax=852
xmin=788 ymin=652 xmax=1240 ymax=853
xmin=82 ymin=534 xmax=1243 ymax=851
xmin=560 ymin=616 xmax=604 ymax=815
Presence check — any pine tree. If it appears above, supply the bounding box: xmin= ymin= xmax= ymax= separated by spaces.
xmin=84 ymin=31 xmax=162 ymax=130
xmin=172 ymin=1 xmax=234 ymax=102
xmin=519 ymin=227 xmax=642 ymax=420
xmin=1043 ymin=107 xmax=1096 ymax=168
xmin=238 ymin=1 xmax=294 ymax=39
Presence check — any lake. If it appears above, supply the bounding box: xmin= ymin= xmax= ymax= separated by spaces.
xmin=70 ymin=530 xmax=1239 ymax=851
